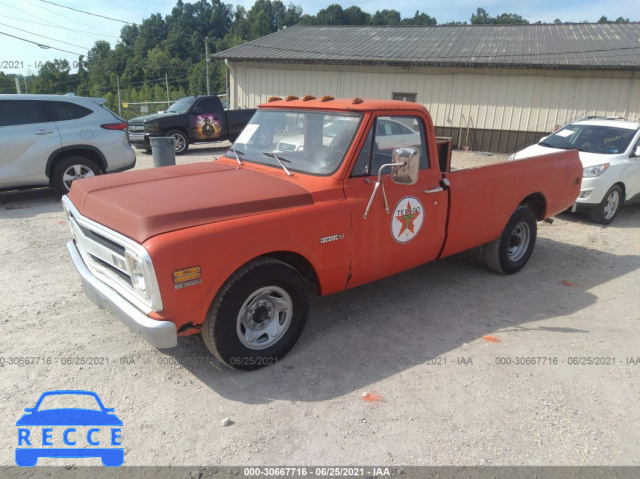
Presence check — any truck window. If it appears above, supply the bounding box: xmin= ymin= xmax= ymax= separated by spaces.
xmin=351 ymin=116 xmax=429 ymax=177
xmin=194 ymin=98 xmax=218 ymax=114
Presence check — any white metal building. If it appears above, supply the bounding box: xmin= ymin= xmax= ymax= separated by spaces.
xmin=213 ymin=24 xmax=640 ymax=153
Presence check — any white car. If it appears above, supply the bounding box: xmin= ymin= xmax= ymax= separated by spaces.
xmin=0 ymin=94 xmax=136 ymax=195
xmin=276 ymin=118 xmax=421 ymax=152
xmin=510 ymin=117 xmax=640 ymax=224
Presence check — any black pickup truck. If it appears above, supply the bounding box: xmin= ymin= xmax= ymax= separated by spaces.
xmin=127 ymin=95 xmax=255 ymax=155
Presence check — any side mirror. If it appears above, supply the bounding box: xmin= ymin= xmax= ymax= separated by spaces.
xmin=633 ymin=146 xmax=640 ymax=158
xmin=391 ymin=147 xmax=419 ymax=185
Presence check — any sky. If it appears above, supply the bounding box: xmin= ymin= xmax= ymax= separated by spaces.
xmin=0 ymin=0 xmax=636 ymax=79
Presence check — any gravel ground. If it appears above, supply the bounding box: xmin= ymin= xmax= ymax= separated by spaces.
xmin=1 ymin=144 xmax=639 ymax=469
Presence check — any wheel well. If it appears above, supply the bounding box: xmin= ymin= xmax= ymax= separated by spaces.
xmin=164 ymin=128 xmax=187 ymax=137
xmin=47 ymin=148 xmax=106 ymax=181
xmin=264 ymin=252 xmax=320 ymax=293
xmin=613 ymin=182 xmax=626 ymax=205
xmin=520 ymin=193 xmax=546 ymax=220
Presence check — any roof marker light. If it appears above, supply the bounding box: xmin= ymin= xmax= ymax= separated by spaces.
xmin=320 ymin=95 xmax=335 ymax=102
xmin=302 ymin=95 xmax=316 ymax=101
xmin=352 ymin=97 xmax=363 ymax=104
xmin=285 ymin=95 xmax=299 ymax=101
xmin=268 ymin=96 xmax=282 ymax=102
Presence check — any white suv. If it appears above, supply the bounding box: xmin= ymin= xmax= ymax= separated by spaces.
xmin=0 ymin=94 xmax=136 ymax=195
xmin=511 ymin=117 xmax=640 ymax=224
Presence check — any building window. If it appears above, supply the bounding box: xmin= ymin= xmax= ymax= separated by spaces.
xmin=392 ymin=93 xmax=416 ymax=102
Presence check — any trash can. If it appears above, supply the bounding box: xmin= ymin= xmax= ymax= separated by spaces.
xmin=150 ymin=137 xmax=176 ymax=167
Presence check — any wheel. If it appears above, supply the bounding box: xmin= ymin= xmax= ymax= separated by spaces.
xmin=589 ymin=185 xmax=622 ymax=225
xmin=166 ymin=129 xmax=189 ymax=155
xmin=52 ymin=156 xmax=100 ymax=195
xmin=202 ymin=257 xmax=309 ymax=371
xmin=483 ymin=206 xmax=537 ymax=274
xmin=254 ymin=127 xmax=273 ymax=148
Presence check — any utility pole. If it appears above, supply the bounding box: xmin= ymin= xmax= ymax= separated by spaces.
xmin=117 ymin=76 xmax=122 ymax=117
xmin=205 ymin=37 xmax=210 ymax=95
xmin=15 ymin=77 xmax=21 ymax=94
xmin=165 ymin=73 xmax=170 ymax=108
xmin=23 ymin=76 xmax=28 ymax=94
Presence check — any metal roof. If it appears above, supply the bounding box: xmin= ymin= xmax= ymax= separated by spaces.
xmin=212 ymin=24 xmax=640 ymax=70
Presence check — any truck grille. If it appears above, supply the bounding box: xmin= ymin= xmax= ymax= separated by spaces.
xmin=63 ymin=197 xmax=161 ymax=313
xmin=128 ymin=124 xmax=144 ymax=134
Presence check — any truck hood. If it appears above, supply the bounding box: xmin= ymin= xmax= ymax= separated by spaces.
xmin=128 ymin=112 xmax=176 ymax=124
xmin=67 ymin=162 xmax=313 ymax=243
xmin=513 ymin=144 xmax=617 ymax=168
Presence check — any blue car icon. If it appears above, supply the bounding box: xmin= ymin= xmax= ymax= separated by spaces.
xmin=16 ymin=390 xmax=123 ymax=467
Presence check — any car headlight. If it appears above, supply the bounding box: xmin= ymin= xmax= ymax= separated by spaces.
xmin=126 ymin=253 xmax=149 ymax=299
xmin=508 ymin=153 xmax=516 ymax=161
xmin=583 ymin=163 xmax=610 ymax=178
xmin=144 ymin=122 xmax=161 ymax=133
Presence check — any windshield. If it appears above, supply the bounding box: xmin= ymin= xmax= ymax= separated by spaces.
xmin=541 ymin=124 xmax=636 ymax=154
xmin=166 ymin=98 xmax=194 ymax=114
xmin=229 ymin=110 xmax=362 ymax=175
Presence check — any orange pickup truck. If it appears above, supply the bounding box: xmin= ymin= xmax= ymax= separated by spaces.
xmin=63 ymin=97 xmax=582 ymax=370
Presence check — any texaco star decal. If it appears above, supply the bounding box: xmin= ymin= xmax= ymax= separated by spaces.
xmin=391 ymin=196 xmax=424 ymax=243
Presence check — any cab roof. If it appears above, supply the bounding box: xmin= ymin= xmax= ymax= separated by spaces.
xmin=258 ymin=97 xmax=429 ymax=113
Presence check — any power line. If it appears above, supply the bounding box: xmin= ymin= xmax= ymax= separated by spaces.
xmin=23 ymin=0 xmax=116 ymax=37
xmin=39 ymin=0 xmax=131 ymax=24
xmin=0 ymin=31 xmax=84 ymax=56
xmin=104 ymin=0 xmax=148 ymax=20
xmin=0 ymin=22 xmax=89 ymax=50
xmin=2 ymin=14 xmax=120 ymax=39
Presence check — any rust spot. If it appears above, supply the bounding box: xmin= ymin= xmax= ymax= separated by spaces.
xmin=482 ymin=335 xmax=501 ymax=343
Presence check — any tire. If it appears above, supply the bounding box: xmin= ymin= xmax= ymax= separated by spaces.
xmin=166 ymin=129 xmax=189 ymax=155
xmin=202 ymin=257 xmax=309 ymax=371
xmin=52 ymin=156 xmax=101 ymax=195
xmin=144 ymin=147 xmax=152 ymax=154
xmin=483 ymin=206 xmax=537 ymax=274
xmin=589 ymin=185 xmax=622 ymax=225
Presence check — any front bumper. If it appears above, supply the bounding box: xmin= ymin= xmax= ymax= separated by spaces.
xmin=67 ymin=240 xmax=177 ymax=348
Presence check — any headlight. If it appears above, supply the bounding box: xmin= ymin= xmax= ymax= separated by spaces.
xmin=583 ymin=163 xmax=610 ymax=178
xmin=144 ymin=122 xmax=161 ymax=133
xmin=508 ymin=153 xmax=516 ymax=161
xmin=126 ymin=253 xmax=149 ymax=299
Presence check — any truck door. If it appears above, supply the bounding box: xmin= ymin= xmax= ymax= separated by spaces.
xmin=344 ymin=115 xmax=448 ymax=286
xmin=191 ymin=97 xmax=223 ymax=141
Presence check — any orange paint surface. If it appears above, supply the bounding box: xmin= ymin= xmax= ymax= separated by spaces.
xmin=362 ymin=392 xmax=383 ymax=403
xmin=483 ymin=335 xmax=501 ymax=343
xmin=561 ymin=280 xmax=578 ymax=286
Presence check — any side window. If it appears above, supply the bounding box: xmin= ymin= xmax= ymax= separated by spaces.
xmin=0 ymin=100 xmax=49 ymax=127
xmin=351 ymin=116 xmax=429 ymax=177
xmin=46 ymin=101 xmax=92 ymax=121
xmin=194 ymin=99 xmax=217 ymax=114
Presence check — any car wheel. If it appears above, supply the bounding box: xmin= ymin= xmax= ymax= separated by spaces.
xmin=166 ymin=129 xmax=189 ymax=155
xmin=484 ymin=206 xmax=537 ymax=274
xmin=590 ymin=185 xmax=622 ymax=225
xmin=202 ymin=257 xmax=309 ymax=371
xmin=254 ymin=127 xmax=273 ymax=148
xmin=52 ymin=156 xmax=101 ymax=195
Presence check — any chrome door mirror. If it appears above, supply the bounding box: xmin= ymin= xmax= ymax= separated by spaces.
xmin=391 ymin=147 xmax=419 ymax=185
xmin=633 ymin=146 xmax=640 ymax=158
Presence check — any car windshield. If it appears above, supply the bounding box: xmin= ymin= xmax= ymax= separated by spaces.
xmin=166 ymin=98 xmax=193 ymax=114
xmin=540 ymin=124 xmax=636 ymax=154
xmin=36 ymin=394 xmax=102 ymax=411
xmin=229 ymin=109 xmax=362 ymax=175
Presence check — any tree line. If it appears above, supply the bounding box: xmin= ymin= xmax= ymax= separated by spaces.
xmin=0 ymin=1 xmax=633 ymax=119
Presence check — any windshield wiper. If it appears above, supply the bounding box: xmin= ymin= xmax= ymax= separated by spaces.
xmin=227 ymin=147 xmax=244 ymax=165
xmin=262 ymin=152 xmax=292 ymax=177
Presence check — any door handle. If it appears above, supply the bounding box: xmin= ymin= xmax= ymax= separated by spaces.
xmin=34 ymin=130 xmax=54 ymax=135
xmin=424 ymin=178 xmax=450 ymax=194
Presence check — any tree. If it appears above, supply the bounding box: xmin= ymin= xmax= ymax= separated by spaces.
xmin=344 ymin=6 xmax=370 ymax=25
xmin=403 ymin=11 xmax=437 ymax=26
xmin=471 ymin=7 xmax=528 ymax=24
xmin=316 ymin=4 xmax=346 ymax=25
xmin=471 ymin=7 xmax=490 ymax=24
xmin=371 ymin=9 xmax=402 ymax=25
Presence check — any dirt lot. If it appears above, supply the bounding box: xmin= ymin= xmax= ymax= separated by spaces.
xmin=1 ymin=144 xmax=639 ymax=469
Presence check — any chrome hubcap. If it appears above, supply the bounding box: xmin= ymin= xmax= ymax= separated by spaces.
xmin=173 ymin=135 xmax=186 ymax=152
xmin=507 ymin=222 xmax=530 ymax=262
xmin=237 ymin=286 xmax=293 ymax=350
xmin=62 ymin=165 xmax=95 ymax=190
